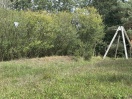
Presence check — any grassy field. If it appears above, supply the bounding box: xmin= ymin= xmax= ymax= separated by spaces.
xmin=0 ymin=56 xmax=132 ymax=99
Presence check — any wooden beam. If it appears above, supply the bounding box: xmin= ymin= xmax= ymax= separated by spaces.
xmin=103 ymin=26 xmax=121 ymax=59
xmin=122 ymin=26 xmax=132 ymax=47
xmin=115 ymin=35 xmax=120 ymax=58
xmin=121 ymin=26 xmax=128 ymax=59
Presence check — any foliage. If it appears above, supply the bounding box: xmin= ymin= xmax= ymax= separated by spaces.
xmin=0 ymin=9 xmax=54 ymax=60
xmin=91 ymin=0 xmax=132 ymax=57
xmin=52 ymin=12 xmax=81 ymax=56
xmin=76 ymin=7 xmax=104 ymax=59
xmin=0 ymin=7 xmax=104 ymax=61
xmin=91 ymin=0 xmax=118 ymax=26
xmin=91 ymin=0 xmax=132 ymax=27
xmin=9 ymin=0 xmax=92 ymax=11
xmin=4 ymin=0 xmax=132 ymax=58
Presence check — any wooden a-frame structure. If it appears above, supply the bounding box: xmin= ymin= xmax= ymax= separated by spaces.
xmin=103 ymin=26 xmax=132 ymax=59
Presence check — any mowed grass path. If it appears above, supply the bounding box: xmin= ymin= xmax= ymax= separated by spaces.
xmin=0 ymin=56 xmax=132 ymax=99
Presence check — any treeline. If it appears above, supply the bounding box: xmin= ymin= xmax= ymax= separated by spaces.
xmin=1 ymin=0 xmax=131 ymax=60
xmin=0 ymin=7 xmax=104 ymax=61
xmin=95 ymin=0 xmax=132 ymax=57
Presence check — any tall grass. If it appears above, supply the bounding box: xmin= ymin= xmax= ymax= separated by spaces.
xmin=0 ymin=56 xmax=132 ymax=99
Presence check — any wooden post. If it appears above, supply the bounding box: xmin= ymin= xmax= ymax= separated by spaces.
xmin=122 ymin=26 xmax=132 ymax=58
xmin=115 ymin=35 xmax=120 ymax=58
xmin=121 ymin=26 xmax=128 ymax=59
xmin=103 ymin=26 xmax=129 ymax=59
xmin=122 ymin=26 xmax=132 ymax=47
xmin=130 ymin=45 xmax=131 ymax=58
xmin=103 ymin=26 xmax=121 ymax=59
xmin=130 ymin=40 xmax=132 ymax=58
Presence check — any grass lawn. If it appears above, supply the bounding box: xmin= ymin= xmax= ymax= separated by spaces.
xmin=0 ymin=56 xmax=132 ymax=99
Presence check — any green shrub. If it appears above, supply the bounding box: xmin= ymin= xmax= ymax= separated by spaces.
xmin=75 ymin=7 xmax=104 ymax=59
xmin=0 ymin=7 xmax=104 ymax=61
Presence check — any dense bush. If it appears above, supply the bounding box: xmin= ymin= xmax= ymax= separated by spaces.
xmin=76 ymin=7 xmax=104 ymax=59
xmin=0 ymin=7 xmax=104 ymax=61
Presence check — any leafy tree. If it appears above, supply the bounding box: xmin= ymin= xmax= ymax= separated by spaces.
xmin=75 ymin=7 xmax=104 ymax=59
xmin=90 ymin=0 xmax=132 ymax=57
xmin=9 ymin=0 xmax=92 ymax=11
xmin=91 ymin=0 xmax=132 ymax=27
xmin=10 ymin=0 xmax=31 ymax=10
xmin=0 ymin=6 xmax=104 ymax=61
xmin=0 ymin=0 xmax=12 ymax=9
xmin=52 ymin=11 xmax=82 ymax=56
xmin=91 ymin=0 xmax=118 ymax=26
